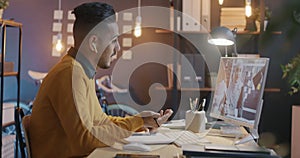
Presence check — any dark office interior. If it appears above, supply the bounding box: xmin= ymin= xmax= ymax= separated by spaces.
xmin=1 ymin=0 xmax=300 ymax=157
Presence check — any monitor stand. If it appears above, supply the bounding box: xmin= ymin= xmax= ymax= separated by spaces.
xmin=234 ymin=99 xmax=263 ymax=145
xmin=234 ymin=128 xmax=259 ymax=145
xmin=209 ymin=121 xmax=259 ymax=145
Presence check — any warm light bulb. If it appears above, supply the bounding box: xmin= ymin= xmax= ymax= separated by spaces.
xmin=245 ymin=0 xmax=252 ymax=17
xmin=56 ymin=39 xmax=63 ymax=52
xmin=245 ymin=5 xmax=252 ymax=17
xmin=218 ymin=0 xmax=224 ymax=5
xmin=134 ymin=24 xmax=142 ymax=37
xmin=55 ymin=33 xmax=64 ymax=52
xmin=134 ymin=16 xmax=142 ymax=37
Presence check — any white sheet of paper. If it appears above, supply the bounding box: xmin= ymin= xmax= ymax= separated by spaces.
xmin=125 ymin=133 xmax=174 ymax=145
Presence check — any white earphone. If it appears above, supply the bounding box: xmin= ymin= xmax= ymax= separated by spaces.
xmin=92 ymin=43 xmax=98 ymax=53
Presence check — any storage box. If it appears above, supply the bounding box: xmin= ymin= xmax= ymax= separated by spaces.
xmin=2 ymin=103 xmax=15 ymax=126
xmin=0 ymin=62 xmax=14 ymax=72
xmin=0 ymin=54 xmax=14 ymax=72
xmin=1 ymin=134 xmax=15 ymax=158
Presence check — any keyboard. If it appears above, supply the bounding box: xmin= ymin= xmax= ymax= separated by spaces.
xmin=162 ymin=130 xmax=208 ymax=147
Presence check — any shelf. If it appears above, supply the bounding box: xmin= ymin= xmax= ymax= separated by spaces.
xmin=154 ymin=29 xmax=282 ymax=35
xmin=155 ymin=29 xmax=210 ymax=34
xmin=176 ymin=30 xmax=209 ymax=34
xmin=263 ymin=88 xmax=281 ymax=92
xmin=0 ymin=19 xmax=22 ymax=155
xmin=156 ymin=86 xmax=280 ymax=92
xmin=2 ymin=72 xmax=18 ymax=77
xmin=2 ymin=121 xmax=14 ymax=128
xmin=156 ymin=87 xmax=213 ymax=91
xmin=0 ymin=19 xmax=22 ymax=27
xmin=237 ymin=30 xmax=282 ymax=35
xmin=267 ymin=31 xmax=282 ymax=35
xmin=237 ymin=31 xmax=260 ymax=35
xmin=178 ymin=87 xmax=214 ymax=91
xmin=155 ymin=29 xmax=172 ymax=33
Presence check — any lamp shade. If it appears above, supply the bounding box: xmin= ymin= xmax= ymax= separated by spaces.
xmin=208 ymin=26 xmax=235 ymax=46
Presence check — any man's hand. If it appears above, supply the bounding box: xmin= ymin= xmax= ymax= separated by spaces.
xmin=157 ymin=109 xmax=173 ymax=126
xmin=137 ymin=109 xmax=173 ymax=132
xmin=136 ymin=111 xmax=160 ymax=130
xmin=137 ymin=111 xmax=160 ymax=118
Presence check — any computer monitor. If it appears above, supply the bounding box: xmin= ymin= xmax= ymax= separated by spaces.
xmin=209 ymin=57 xmax=269 ymax=132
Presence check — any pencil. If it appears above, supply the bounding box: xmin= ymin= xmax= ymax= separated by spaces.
xmin=153 ymin=118 xmax=160 ymax=127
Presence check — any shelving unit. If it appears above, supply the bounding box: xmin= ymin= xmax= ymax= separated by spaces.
xmin=0 ymin=19 xmax=22 ymax=157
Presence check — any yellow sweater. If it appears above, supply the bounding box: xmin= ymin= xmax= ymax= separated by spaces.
xmin=29 ymin=55 xmax=144 ymax=158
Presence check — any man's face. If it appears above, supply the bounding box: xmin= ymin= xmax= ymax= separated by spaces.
xmin=97 ymin=22 xmax=120 ymax=69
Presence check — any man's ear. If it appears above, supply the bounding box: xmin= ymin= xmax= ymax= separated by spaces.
xmin=89 ymin=35 xmax=98 ymax=53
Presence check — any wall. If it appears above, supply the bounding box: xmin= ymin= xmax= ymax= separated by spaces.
xmin=4 ymin=0 xmax=60 ymax=101
xmin=3 ymin=0 xmax=170 ymax=102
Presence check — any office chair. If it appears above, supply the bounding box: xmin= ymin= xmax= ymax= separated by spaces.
xmin=22 ymin=115 xmax=32 ymax=158
xmin=15 ymin=107 xmax=26 ymax=158
xmin=107 ymin=104 xmax=138 ymax=117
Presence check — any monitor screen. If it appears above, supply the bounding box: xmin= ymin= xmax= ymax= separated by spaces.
xmin=209 ymin=57 xmax=269 ymax=129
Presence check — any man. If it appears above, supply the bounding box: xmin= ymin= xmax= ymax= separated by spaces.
xmin=29 ymin=2 xmax=173 ymax=157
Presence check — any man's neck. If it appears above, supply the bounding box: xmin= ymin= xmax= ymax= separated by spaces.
xmin=67 ymin=47 xmax=96 ymax=79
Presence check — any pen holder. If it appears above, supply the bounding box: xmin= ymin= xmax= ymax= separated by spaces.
xmin=185 ymin=110 xmax=206 ymax=133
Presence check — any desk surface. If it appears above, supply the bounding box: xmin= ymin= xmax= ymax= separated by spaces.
xmin=87 ymin=128 xmax=260 ymax=158
xmin=88 ymin=144 xmax=181 ymax=158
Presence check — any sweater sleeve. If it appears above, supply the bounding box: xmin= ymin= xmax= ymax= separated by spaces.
xmin=49 ymin=65 xmax=142 ymax=156
xmin=107 ymin=115 xmax=144 ymax=132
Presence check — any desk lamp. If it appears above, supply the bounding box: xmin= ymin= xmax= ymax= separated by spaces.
xmin=208 ymin=26 xmax=238 ymax=57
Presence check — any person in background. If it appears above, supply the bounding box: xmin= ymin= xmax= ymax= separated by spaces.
xmin=29 ymin=2 xmax=173 ymax=157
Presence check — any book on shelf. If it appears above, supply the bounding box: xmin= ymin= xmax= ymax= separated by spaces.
xmin=220 ymin=7 xmax=246 ymax=31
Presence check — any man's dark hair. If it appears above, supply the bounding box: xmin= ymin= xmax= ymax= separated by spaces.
xmin=72 ymin=2 xmax=116 ymax=49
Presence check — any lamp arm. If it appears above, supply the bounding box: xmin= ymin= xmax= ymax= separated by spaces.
xmin=232 ymin=27 xmax=238 ymax=57
xmin=233 ymin=43 xmax=238 ymax=57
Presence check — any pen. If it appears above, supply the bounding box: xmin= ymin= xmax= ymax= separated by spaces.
xmin=132 ymin=132 xmax=151 ymax=136
xmin=153 ymin=118 xmax=160 ymax=127
xmin=195 ymin=98 xmax=199 ymax=111
xmin=200 ymin=98 xmax=206 ymax=111
xmin=189 ymin=98 xmax=193 ymax=111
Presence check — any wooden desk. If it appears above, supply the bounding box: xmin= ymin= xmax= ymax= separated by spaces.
xmin=87 ymin=128 xmax=260 ymax=158
xmin=88 ymin=144 xmax=181 ymax=158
